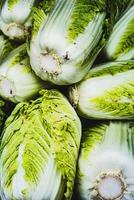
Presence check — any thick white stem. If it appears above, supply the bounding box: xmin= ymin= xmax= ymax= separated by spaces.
xmin=6 ymin=23 xmax=27 ymax=40
xmin=39 ymin=54 xmax=61 ymax=76
xmin=69 ymin=86 xmax=79 ymax=108
xmin=95 ymin=172 xmax=126 ymax=200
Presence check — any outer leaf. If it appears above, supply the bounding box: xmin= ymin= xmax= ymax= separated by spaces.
xmin=69 ymin=60 xmax=134 ymax=119
xmin=29 ymin=0 xmax=107 ymax=85
xmin=32 ymin=0 xmax=56 ymax=36
xmin=76 ymin=121 xmax=134 ymax=200
xmin=0 ymin=89 xmax=81 ymax=200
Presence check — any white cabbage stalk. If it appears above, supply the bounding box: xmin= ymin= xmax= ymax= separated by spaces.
xmin=0 ymin=89 xmax=81 ymax=200
xmin=69 ymin=60 xmax=134 ymax=119
xmin=0 ymin=0 xmax=36 ymax=40
xmin=29 ymin=0 xmax=107 ymax=85
xmin=76 ymin=121 xmax=134 ymax=200
xmin=105 ymin=5 xmax=134 ymax=61
xmin=0 ymin=44 xmax=45 ymax=103
xmin=0 ymin=32 xmax=14 ymax=63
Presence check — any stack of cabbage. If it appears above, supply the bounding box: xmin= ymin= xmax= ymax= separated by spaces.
xmin=0 ymin=0 xmax=133 ymax=200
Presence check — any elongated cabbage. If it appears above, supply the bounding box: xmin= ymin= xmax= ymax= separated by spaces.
xmin=0 ymin=32 xmax=14 ymax=63
xmin=76 ymin=121 xmax=134 ymax=200
xmin=0 ymin=0 xmax=37 ymax=40
xmin=0 ymin=89 xmax=81 ymax=200
xmin=105 ymin=5 xmax=134 ymax=61
xmin=0 ymin=44 xmax=45 ymax=103
xmin=29 ymin=0 xmax=107 ymax=85
xmin=69 ymin=60 xmax=134 ymax=119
